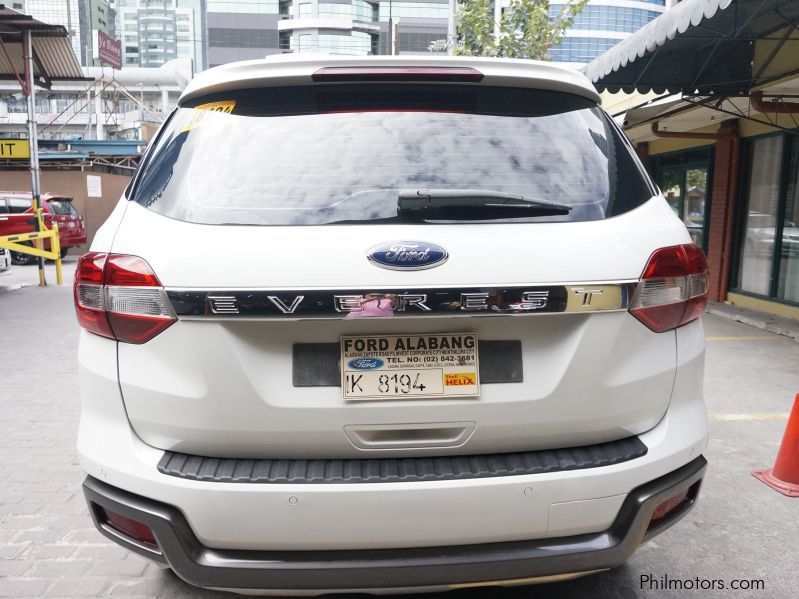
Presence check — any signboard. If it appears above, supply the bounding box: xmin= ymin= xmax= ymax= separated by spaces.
xmin=0 ymin=139 xmax=30 ymax=159
xmin=86 ymin=175 xmax=103 ymax=198
xmin=97 ymin=31 xmax=122 ymax=70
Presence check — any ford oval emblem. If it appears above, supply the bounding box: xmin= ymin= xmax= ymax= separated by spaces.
xmin=347 ymin=358 xmax=384 ymax=370
xmin=367 ymin=241 xmax=448 ymax=271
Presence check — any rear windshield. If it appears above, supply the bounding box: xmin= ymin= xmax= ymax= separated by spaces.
xmin=47 ymin=200 xmax=77 ymax=216
xmin=131 ymin=84 xmax=654 ymax=225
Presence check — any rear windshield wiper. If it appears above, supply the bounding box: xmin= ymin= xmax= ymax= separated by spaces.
xmin=397 ymin=189 xmax=573 ymax=219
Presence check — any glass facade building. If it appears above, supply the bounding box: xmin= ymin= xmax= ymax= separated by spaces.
xmin=206 ymin=0 xmax=280 ymax=67
xmin=114 ymin=0 xmax=203 ymax=70
xmin=549 ymin=0 xmax=666 ymax=63
xmin=498 ymin=0 xmax=667 ymax=63
xmin=278 ymin=1 xmax=381 ymax=56
xmin=277 ymin=0 xmax=449 ymax=56
xmin=14 ymin=0 xmax=672 ymax=72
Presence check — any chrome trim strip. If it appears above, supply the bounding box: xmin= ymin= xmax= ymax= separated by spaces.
xmin=165 ymin=280 xmax=639 ymax=292
xmin=165 ymin=282 xmax=639 ymax=320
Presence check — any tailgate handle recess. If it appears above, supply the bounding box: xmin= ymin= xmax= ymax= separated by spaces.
xmin=344 ymin=421 xmax=476 ymax=450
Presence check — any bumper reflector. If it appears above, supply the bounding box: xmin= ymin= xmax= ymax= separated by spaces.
xmin=647 ymin=480 xmax=701 ymax=531
xmin=96 ymin=506 xmax=158 ymax=549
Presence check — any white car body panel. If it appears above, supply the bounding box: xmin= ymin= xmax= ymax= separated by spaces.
xmin=105 ymin=196 xmax=691 ymax=458
xmin=111 ymin=196 xmax=685 ymax=288
xmin=78 ymin=322 xmax=707 ymax=551
xmin=180 ymin=54 xmax=602 ymax=106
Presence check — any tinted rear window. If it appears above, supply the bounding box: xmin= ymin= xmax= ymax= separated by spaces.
xmin=132 ymin=85 xmax=653 ymax=225
xmin=47 ymin=200 xmax=77 ymax=216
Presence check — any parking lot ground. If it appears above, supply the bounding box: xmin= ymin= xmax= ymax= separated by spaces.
xmin=1 ymin=263 xmax=797 ymax=598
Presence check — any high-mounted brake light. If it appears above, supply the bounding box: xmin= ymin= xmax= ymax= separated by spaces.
xmin=311 ymin=66 xmax=484 ymax=83
xmin=629 ymin=244 xmax=709 ymax=333
xmin=74 ymin=252 xmax=175 ymax=344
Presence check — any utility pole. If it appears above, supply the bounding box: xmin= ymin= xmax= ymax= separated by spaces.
xmin=23 ymin=30 xmax=46 ymax=286
xmin=388 ymin=0 xmax=395 ymax=55
xmin=493 ymin=0 xmax=502 ymax=46
xmin=448 ymin=0 xmax=456 ymax=55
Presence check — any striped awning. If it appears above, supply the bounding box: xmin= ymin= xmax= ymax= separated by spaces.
xmin=0 ymin=5 xmax=87 ymax=88
xmin=584 ymin=0 xmax=799 ymax=95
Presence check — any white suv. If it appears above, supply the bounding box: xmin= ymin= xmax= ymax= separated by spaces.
xmin=76 ymin=55 xmax=708 ymax=594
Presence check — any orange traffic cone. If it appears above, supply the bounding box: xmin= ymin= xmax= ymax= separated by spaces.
xmin=752 ymin=394 xmax=799 ymax=497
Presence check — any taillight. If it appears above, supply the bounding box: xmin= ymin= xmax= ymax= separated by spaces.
xmin=74 ymin=252 xmax=175 ymax=344
xmin=629 ymin=244 xmax=708 ymax=333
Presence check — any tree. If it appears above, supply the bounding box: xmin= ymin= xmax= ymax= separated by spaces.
xmin=455 ymin=0 xmax=590 ymax=60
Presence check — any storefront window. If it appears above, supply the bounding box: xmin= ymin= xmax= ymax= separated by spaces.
xmin=738 ymin=136 xmax=783 ymax=296
xmin=778 ymin=137 xmax=799 ymax=303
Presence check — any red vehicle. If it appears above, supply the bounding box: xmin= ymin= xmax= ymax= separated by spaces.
xmin=0 ymin=191 xmax=87 ymax=264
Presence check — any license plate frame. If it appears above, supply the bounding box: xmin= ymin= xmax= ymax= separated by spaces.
xmin=340 ymin=333 xmax=480 ymax=402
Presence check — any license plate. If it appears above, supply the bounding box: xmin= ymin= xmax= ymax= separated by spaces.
xmin=341 ymin=333 xmax=480 ymax=401
xmin=68 ymin=221 xmax=76 ymax=228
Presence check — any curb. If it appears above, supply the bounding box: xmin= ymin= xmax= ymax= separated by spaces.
xmin=707 ymin=302 xmax=799 ymax=343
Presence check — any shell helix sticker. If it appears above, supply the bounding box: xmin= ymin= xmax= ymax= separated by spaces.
xmin=182 ymin=100 xmax=236 ymax=132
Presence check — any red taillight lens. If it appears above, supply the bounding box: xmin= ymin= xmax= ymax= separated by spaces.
xmin=104 ymin=254 xmax=163 ymax=287
xmin=311 ymin=66 xmax=484 ymax=83
xmin=96 ymin=506 xmax=158 ymax=548
xmin=630 ymin=244 xmax=709 ymax=333
xmin=74 ymin=252 xmax=175 ymax=344
xmin=74 ymin=253 xmax=113 ymax=339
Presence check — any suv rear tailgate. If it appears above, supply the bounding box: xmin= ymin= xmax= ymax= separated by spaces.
xmin=113 ymin=198 xmax=688 ymax=458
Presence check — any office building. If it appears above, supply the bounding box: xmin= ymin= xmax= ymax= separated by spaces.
xmin=115 ymin=0 xmax=204 ymax=71
xmin=497 ymin=0 xmax=667 ymax=64
xmin=276 ymin=1 xmax=449 ymax=56
xmin=206 ymin=0 xmax=280 ymax=68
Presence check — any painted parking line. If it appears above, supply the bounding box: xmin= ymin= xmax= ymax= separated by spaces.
xmin=710 ymin=413 xmax=789 ymax=421
xmin=705 ymin=336 xmax=779 ymax=341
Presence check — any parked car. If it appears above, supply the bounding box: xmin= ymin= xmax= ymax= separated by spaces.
xmin=76 ymin=55 xmax=709 ymax=594
xmin=0 ymin=246 xmax=10 ymax=273
xmin=0 ymin=192 xmax=87 ymax=264
xmin=745 ymin=211 xmax=799 ymax=257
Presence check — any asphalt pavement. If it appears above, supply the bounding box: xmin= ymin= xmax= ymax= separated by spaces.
xmin=0 ymin=259 xmax=797 ymax=598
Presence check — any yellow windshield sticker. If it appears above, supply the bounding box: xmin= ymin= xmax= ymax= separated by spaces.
xmin=182 ymin=100 xmax=236 ymax=132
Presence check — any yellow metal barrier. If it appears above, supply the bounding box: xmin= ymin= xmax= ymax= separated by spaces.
xmin=0 ymin=207 xmax=62 ymax=285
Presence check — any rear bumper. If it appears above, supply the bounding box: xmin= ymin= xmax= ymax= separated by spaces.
xmin=56 ymin=231 xmax=86 ymax=247
xmin=83 ymin=456 xmax=706 ymax=593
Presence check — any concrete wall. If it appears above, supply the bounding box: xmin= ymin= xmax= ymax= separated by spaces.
xmin=0 ymin=170 xmax=132 ymax=254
